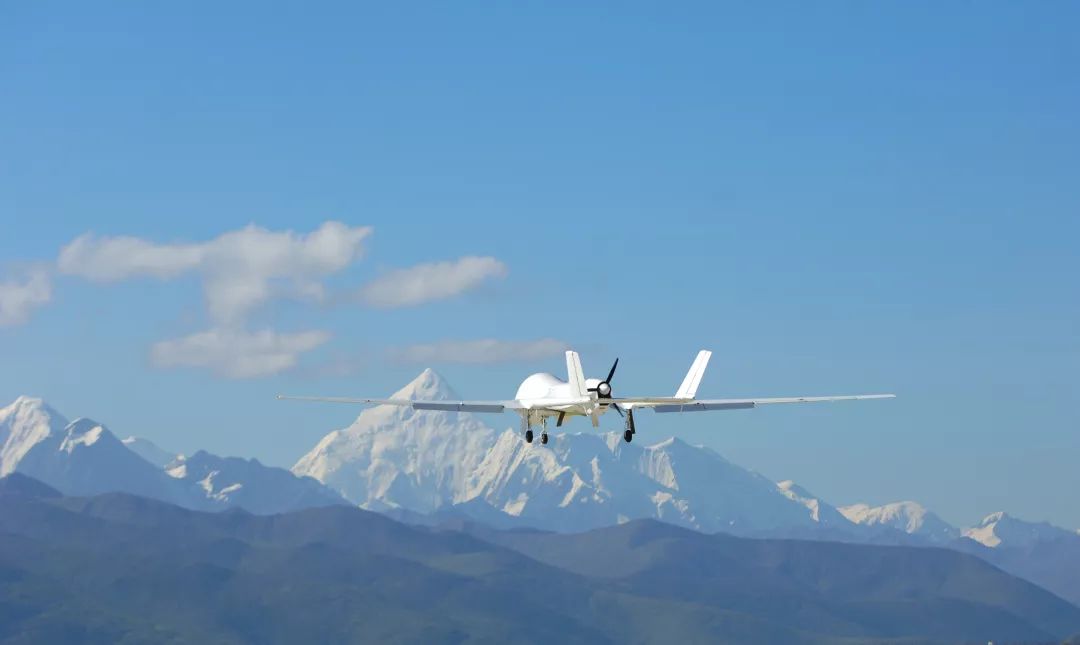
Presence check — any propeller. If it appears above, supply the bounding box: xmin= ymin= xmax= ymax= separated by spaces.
xmin=588 ymin=358 xmax=624 ymax=417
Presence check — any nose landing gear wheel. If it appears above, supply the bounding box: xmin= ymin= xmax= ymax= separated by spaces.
xmin=623 ymin=429 xmax=633 ymax=443
xmin=541 ymin=433 xmax=549 ymax=445
xmin=525 ymin=430 xmax=534 ymax=444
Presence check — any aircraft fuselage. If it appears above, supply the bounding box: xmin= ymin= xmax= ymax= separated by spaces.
xmin=514 ymin=372 xmax=612 ymax=420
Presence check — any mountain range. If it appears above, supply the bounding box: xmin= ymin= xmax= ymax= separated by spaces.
xmin=0 ymin=395 xmax=346 ymax=515
xmin=3 ymin=369 xmax=1079 ymax=609
xmin=2 ymin=473 xmax=1078 ymax=645
xmin=291 ymin=369 xmax=1080 ymax=606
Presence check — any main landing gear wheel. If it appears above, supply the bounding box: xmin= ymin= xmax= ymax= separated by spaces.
xmin=525 ymin=429 xmax=534 ymax=444
xmin=541 ymin=433 xmax=549 ymax=445
xmin=623 ymin=429 xmax=633 ymax=443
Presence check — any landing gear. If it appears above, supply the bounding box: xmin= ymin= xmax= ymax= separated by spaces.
xmin=524 ymin=414 xmax=551 ymax=446
xmin=623 ymin=409 xmax=637 ymax=443
xmin=623 ymin=429 xmax=633 ymax=443
xmin=521 ymin=413 xmax=534 ymax=444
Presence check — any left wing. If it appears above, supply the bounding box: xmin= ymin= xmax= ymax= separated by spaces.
xmin=607 ymin=393 xmax=895 ymax=412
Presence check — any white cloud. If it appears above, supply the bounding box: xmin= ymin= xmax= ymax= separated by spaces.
xmin=57 ymin=235 xmax=203 ymax=281
xmin=358 ymin=256 xmax=507 ymax=308
xmin=59 ymin=221 xmax=372 ymax=324
xmin=150 ymin=328 xmax=332 ymax=379
xmin=0 ymin=269 xmax=52 ymax=327
xmin=391 ymin=338 xmax=570 ymax=364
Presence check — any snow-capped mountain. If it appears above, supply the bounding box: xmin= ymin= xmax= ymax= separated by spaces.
xmin=294 ymin=370 xmax=870 ymax=537
xmin=776 ymin=480 xmax=858 ymax=530
xmin=1 ymin=396 xmax=69 ymax=476
xmin=1 ymin=397 xmax=192 ymax=504
xmin=840 ymin=501 xmax=959 ymax=544
xmin=167 ymin=450 xmax=347 ymax=514
xmin=463 ymin=429 xmax=853 ymax=535
xmin=0 ymin=396 xmax=346 ymax=515
xmin=292 ymin=369 xmax=496 ymax=512
xmin=951 ymin=512 xmax=1080 ymax=607
xmin=962 ymin=511 xmax=1079 ymax=549
xmin=290 ymin=371 xmax=1080 ymax=606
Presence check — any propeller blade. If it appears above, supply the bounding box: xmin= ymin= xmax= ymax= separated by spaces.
xmin=556 ymin=411 xmax=565 ymax=427
xmin=612 ymin=402 xmax=625 ymax=417
xmin=606 ymin=358 xmax=619 ymax=384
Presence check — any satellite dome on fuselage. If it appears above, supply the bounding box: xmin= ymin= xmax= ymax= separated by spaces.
xmin=515 ymin=372 xmax=603 ymax=400
xmin=515 ymin=373 xmax=567 ymax=400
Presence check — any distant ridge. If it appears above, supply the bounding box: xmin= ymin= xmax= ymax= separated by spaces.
xmin=5 ymin=381 xmax=1080 ymax=609
xmin=1 ymin=478 xmax=1077 ymax=645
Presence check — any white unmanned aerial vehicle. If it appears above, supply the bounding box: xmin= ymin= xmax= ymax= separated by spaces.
xmin=278 ymin=350 xmax=894 ymax=446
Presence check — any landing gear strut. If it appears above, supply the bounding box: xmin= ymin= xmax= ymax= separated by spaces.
xmin=622 ymin=409 xmax=636 ymax=443
xmin=522 ymin=413 xmax=533 ymax=444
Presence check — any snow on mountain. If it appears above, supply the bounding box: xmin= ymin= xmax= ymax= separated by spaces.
xmin=168 ymin=451 xmax=347 ymax=514
xmin=292 ymin=369 xmax=496 ymax=512
xmin=462 ymin=430 xmax=839 ymax=535
xmin=294 ymin=370 xmax=872 ymax=537
xmin=2 ymin=397 xmax=186 ymax=502
xmin=776 ymin=480 xmax=859 ymax=530
xmin=840 ymin=501 xmax=959 ymax=544
xmin=121 ymin=436 xmax=180 ymax=468
xmin=1 ymin=396 xmax=347 ymax=515
xmin=962 ymin=512 xmax=1079 ymax=549
xmin=1 ymin=396 xmax=69 ymax=476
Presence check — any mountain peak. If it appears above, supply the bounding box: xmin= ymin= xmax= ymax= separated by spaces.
xmin=292 ymin=368 xmax=494 ymax=512
xmin=11 ymin=395 xmax=44 ymax=409
xmin=1 ymin=396 xmax=72 ymax=476
xmin=59 ymin=419 xmax=108 ymax=453
xmin=839 ymin=500 xmax=959 ymax=543
xmin=1 ymin=396 xmax=68 ymax=426
xmin=391 ymin=368 xmax=458 ymax=401
xmin=963 ymin=512 xmax=1010 ymax=548
xmin=962 ymin=511 xmax=1075 ymax=549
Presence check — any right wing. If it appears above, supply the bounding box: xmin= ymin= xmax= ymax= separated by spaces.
xmin=275 ymin=394 xmax=592 ymax=414
xmin=275 ymin=394 xmax=518 ymax=413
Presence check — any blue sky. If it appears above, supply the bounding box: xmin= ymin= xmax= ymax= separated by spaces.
xmin=2 ymin=2 xmax=1078 ymax=527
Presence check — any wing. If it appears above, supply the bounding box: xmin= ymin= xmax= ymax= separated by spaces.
xmin=275 ymin=394 xmax=593 ymax=414
xmin=608 ymin=393 xmax=895 ymax=412
xmin=276 ymin=394 xmax=520 ymax=413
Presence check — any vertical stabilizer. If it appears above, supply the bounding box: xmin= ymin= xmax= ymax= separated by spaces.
xmin=565 ymin=351 xmax=587 ymax=397
xmin=676 ymin=350 xmax=712 ymax=399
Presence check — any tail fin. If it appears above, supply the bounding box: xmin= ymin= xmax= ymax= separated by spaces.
xmin=565 ymin=351 xmax=587 ymax=397
xmin=675 ymin=350 xmax=712 ymax=399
